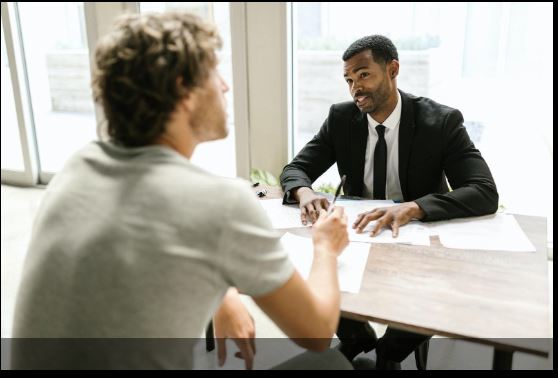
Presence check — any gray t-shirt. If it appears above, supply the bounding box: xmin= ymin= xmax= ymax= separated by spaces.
xmin=11 ymin=141 xmax=294 ymax=369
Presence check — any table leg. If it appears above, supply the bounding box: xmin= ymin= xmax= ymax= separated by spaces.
xmin=206 ymin=321 xmax=215 ymax=352
xmin=492 ymin=348 xmax=513 ymax=370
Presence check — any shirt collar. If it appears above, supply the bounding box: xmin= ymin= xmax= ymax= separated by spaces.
xmin=367 ymin=90 xmax=402 ymax=132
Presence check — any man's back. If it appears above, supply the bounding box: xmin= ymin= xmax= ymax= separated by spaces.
xmin=11 ymin=141 xmax=292 ymax=368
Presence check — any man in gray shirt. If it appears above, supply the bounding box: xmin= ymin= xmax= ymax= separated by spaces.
xmin=11 ymin=11 xmax=351 ymax=370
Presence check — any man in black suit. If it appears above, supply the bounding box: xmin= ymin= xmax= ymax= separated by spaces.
xmin=280 ymin=35 xmax=499 ymax=369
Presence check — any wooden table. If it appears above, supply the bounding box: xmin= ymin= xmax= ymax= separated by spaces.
xmin=258 ymin=185 xmax=552 ymax=369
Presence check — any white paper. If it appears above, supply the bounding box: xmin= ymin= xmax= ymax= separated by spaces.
xmin=258 ymin=199 xmax=309 ymax=229
xmin=259 ymin=198 xmax=430 ymax=246
xmin=426 ymin=213 xmax=536 ymax=252
xmin=258 ymin=199 xmax=394 ymax=229
xmin=281 ymin=232 xmax=370 ymax=293
xmin=337 ymin=200 xmax=430 ymax=245
xmin=349 ymin=221 xmax=431 ymax=246
xmin=336 ymin=199 xmax=396 ymax=220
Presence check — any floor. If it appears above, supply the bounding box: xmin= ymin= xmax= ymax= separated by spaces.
xmin=1 ymin=184 xmax=553 ymax=369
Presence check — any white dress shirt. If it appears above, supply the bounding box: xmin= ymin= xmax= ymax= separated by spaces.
xmin=362 ymin=90 xmax=404 ymax=201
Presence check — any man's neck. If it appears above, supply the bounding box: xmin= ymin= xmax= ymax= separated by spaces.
xmin=155 ymin=135 xmax=197 ymax=159
xmin=155 ymin=111 xmax=198 ymax=159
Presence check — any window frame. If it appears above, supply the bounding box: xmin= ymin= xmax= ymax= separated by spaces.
xmin=1 ymin=2 xmax=38 ymax=186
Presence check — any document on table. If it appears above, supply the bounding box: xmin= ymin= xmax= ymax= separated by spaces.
xmin=258 ymin=199 xmax=395 ymax=229
xmin=259 ymin=198 xmax=430 ymax=246
xmin=349 ymin=221 xmax=431 ymax=246
xmin=258 ymin=199 xmax=309 ymax=229
xmin=426 ymin=213 xmax=536 ymax=252
xmin=281 ymin=232 xmax=370 ymax=293
xmin=337 ymin=199 xmax=395 ymax=221
xmin=329 ymin=199 xmax=430 ymax=245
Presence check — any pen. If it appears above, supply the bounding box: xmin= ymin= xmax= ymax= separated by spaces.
xmin=327 ymin=174 xmax=346 ymax=215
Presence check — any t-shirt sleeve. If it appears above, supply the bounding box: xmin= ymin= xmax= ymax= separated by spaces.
xmin=218 ymin=181 xmax=295 ymax=297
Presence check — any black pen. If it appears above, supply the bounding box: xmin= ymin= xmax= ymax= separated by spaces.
xmin=327 ymin=175 xmax=346 ymax=215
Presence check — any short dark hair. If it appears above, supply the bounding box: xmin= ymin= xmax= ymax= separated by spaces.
xmin=92 ymin=11 xmax=222 ymax=147
xmin=342 ymin=35 xmax=399 ymax=65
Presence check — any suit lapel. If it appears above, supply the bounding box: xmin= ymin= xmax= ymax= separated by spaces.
xmin=398 ymin=90 xmax=416 ymax=201
xmin=349 ymin=111 xmax=368 ymax=196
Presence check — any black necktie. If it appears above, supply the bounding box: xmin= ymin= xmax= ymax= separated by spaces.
xmin=373 ymin=125 xmax=387 ymax=200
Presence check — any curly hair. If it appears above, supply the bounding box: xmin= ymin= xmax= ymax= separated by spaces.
xmin=91 ymin=11 xmax=222 ymax=147
xmin=342 ymin=35 xmax=398 ymax=66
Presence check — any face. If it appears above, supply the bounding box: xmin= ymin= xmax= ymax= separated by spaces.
xmin=190 ymin=69 xmax=230 ymax=142
xmin=343 ymin=50 xmax=398 ymax=116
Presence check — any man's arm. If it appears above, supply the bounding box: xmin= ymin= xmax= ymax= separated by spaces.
xmin=217 ymin=185 xmax=347 ymax=354
xmin=213 ymin=288 xmax=256 ymax=369
xmin=415 ymin=109 xmax=499 ymax=221
xmin=253 ymin=208 xmax=348 ymax=352
xmin=292 ymin=187 xmax=330 ymax=225
xmin=280 ymin=106 xmax=338 ymax=204
xmin=352 ymin=201 xmax=425 ymax=238
xmin=351 ymin=109 xmax=498 ymax=236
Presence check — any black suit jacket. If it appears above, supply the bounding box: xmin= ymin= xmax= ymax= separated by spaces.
xmin=280 ymin=90 xmax=499 ymax=221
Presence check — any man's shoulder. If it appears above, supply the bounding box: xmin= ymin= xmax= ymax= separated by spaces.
xmin=402 ymin=90 xmax=461 ymax=122
xmin=330 ymin=100 xmax=360 ymax=118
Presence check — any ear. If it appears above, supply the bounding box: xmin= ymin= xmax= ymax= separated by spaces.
xmin=175 ymin=77 xmax=192 ymax=108
xmin=389 ymin=60 xmax=400 ymax=79
xmin=178 ymin=94 xmax=192 ymax=112
xmin=177 ymin=85 xmax=197 ymax=114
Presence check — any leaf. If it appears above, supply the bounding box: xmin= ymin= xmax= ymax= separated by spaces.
xmin=313 ymin=182 xmax=342 ymax=195
xmin=250 ymin=168 xmax=279 ymax=186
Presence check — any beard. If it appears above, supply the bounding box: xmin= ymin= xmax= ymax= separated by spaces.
xmin=356 ymin=76 xmax=392 ymax=114
xmin=358 ymin=92 xmax=386 ymax=114
xmin=191 ymin=105 xmax=228 ymax=142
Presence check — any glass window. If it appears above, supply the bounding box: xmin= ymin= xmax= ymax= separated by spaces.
xmin=1 ymin=19 xmax=25 ymax=171
xmin=292 ymin=2 xmax=553 ymax=217
xmin=140 ymin=2 xmax=236 ymax=178
xmin=16 ymin=2 xmax=97 ymax=174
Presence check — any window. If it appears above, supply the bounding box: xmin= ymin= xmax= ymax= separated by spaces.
xmin=1 ymin=2 xmax=238 ymax=185
xmin=292 ymin=2 xmax=553 ymax=217
xmin=17 ymin=2 xmax=97 ymax=174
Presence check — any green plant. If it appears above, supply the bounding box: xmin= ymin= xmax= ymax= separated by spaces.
xmin=313 ymin=182 xmax=342 ymax=195
xmin=250 ymin=168 xmax=279 ymax=186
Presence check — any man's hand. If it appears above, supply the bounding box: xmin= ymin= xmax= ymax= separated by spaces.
xmin=352 ymin=201 xmax=425 ymax=237
xmin=294 ymin=187 xmax=330 ymax=225
xmin=213 ymin=288 xmax=256 ymax=370
xmin=312 ymin=207 xmax=349 ymax=257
